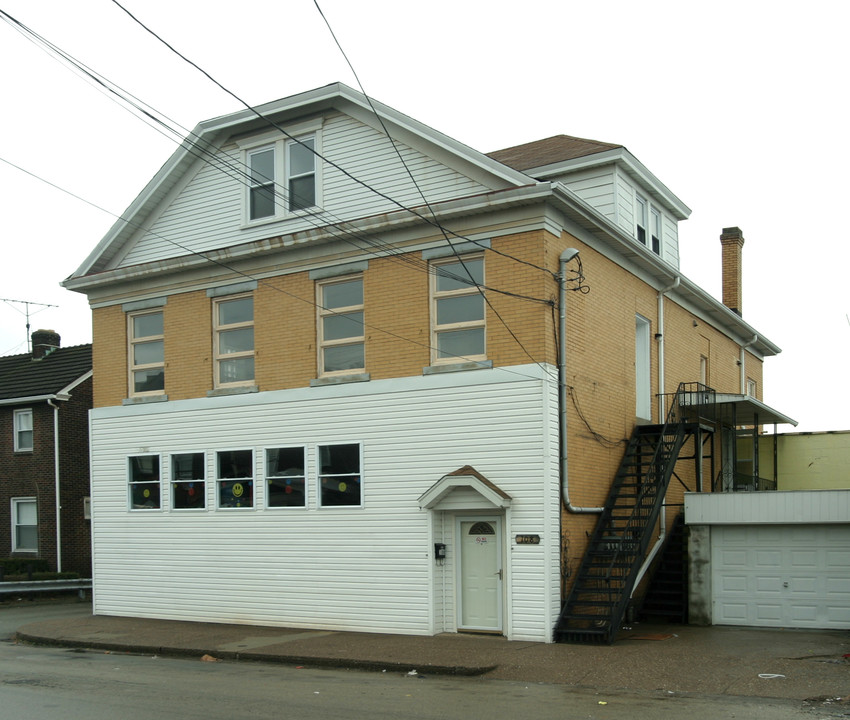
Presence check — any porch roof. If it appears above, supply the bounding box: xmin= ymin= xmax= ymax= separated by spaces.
xmin=696 ymin=393 xmax=798 ymax=428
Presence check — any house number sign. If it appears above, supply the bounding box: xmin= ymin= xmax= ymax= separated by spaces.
xmin=515 ymin=534 xmax=540 ymax=544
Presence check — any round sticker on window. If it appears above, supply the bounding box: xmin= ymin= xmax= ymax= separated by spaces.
xmin=232 ymin=483 xmax=244 ymax=498
xmin=143 ymin=489 xmax=150 ymax=498
xmin=338 ymin=482 xmax=347 ymax=492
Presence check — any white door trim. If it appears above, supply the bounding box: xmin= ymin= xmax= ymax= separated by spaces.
xmin=456 ymin=515 xmax=503 ymax=632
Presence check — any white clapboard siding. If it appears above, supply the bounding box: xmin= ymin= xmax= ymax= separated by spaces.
xmin=90 ymin=366 xmax=560 ymax=640
xmin=119 ymin=112 xmax=491 ymax=268
xmin=558 ymin=167 xmax=618 ymax=222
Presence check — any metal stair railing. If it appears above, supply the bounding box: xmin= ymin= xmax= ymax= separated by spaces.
xmin=555 ymin=382 xmax=709 ymax=643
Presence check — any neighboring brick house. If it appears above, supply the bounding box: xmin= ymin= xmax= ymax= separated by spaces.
xmin=63 ymin=83 xmax=795 ymax=641
xmin=0 ymin=330 xmax=92 ymax=577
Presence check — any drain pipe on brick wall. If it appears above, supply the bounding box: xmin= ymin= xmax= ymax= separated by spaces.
xmin=740 ymin=334 xmax=758 ymax=394
xmin=559 ymin=248 xmax=603 ymax=514
xmin=47 ymin=398 xmax=62 ymax=573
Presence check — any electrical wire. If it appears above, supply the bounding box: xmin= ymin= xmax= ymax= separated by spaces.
xmin=0 ymin=154 xmax=557 ymax=384
xmin=0 ymin=8 xmax=552 ymax=308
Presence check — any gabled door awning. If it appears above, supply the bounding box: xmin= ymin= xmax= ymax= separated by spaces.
xmin=418 ymin=465 xmax=512 ymax=510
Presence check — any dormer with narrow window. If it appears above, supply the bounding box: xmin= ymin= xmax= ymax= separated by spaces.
xmin=487 ymin=134 xmax=690 ymax=269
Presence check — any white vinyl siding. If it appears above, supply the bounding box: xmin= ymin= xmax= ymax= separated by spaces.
xmin=118 ymin=113 xmax=490 ymax=268
xmin=88 ymin=364 xmax=560 ymax=642
xmin=556 ymin=167 xmax=618 ymax=222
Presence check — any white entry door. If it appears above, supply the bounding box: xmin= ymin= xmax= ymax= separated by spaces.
xmin=458 ymin=518 xmax=503 ymax=632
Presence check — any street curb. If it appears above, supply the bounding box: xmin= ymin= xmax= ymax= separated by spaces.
xmin=12 ymin=631 xmax=496 ymax=677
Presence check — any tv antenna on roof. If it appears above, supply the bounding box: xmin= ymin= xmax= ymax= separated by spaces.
xmin=1 ymin=297 xmax=58 ymax=352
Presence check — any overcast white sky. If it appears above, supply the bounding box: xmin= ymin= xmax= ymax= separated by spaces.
xmin=1 ymin=0 xmax=847 ymax=432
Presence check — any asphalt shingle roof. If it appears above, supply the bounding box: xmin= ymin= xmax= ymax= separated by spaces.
xmin=487 ymin=134 xmax=622 ymax=172
xmin=0 ymin=344 xmax=92 ymax=401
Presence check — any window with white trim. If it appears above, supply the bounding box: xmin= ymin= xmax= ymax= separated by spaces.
xmin=635 ymin=193 xmax=662 ymax=256
xmin=12 ymin=498 xmax=37 ymax=552
xmin=129 ymin=454 xmax=161 ymax=510
xmin=217 ymin=450 xmax=254 ymax=509
xmin=747 ymin=377 xmax=757 ymax=398
xmin=318 ymin=443 xmax=361 ymax=507
xmin=242 ymin=131 xmax=320 ymax=222
xmin=266 ymin=447 xmax=307 ymax=508
xmin=13 ymin=408 xmax=33 ymax=452
xmin=287 ymin=137 xmax=316 ymax=212
xmin=171 ymin=452 xmax=206 ymax=510
xmin=248 ymin=146 xmax=276 ymax=220
xmin=213 ymin=294 xmax=254 ymax=387
xmin=431 ymin=256 xmax=485 ymax=363
xmin=317 ymin=275 xmax=365 ymax=375
xmin=128 ymin=310 xmax=165 ymax=396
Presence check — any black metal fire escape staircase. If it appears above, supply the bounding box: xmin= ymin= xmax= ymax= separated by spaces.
xmin=554 ymin=384 xmax=700 ymax=644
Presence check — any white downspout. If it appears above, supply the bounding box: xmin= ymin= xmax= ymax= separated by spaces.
xmin=559 ymin=248 xmax=603 ymax=514
xmin=632 ymin=276 xmax=680 ymax=597
xmin=47 ymin=398 xmax=62 ymax=573
xmin=740 ymin=334 xmax=758 ymax=393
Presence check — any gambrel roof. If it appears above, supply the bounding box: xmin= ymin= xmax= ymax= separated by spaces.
xmin=0 ymin=344 xmax=92 ymax=402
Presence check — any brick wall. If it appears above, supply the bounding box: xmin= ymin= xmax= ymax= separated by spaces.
xmin=0 ymin=380 xmax=92 ymax=576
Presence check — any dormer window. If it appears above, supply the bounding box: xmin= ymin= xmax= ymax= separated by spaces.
xmin=635 ymin=193 xmax=662 ymax=257
xmin=239 ymin=123 xmax=322 ymax=224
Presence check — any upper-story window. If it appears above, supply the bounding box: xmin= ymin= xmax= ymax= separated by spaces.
xmin=13 ymin=408 xmax=33 ymax=452
xmin=129 ymin=310 xmax=165 ymax=396
xmin=317 ymin=275 xmax=365 ymax=376
xmin=635 ymin=193 xmax=662 ymax=256
xmin=248 ymin=147 xmax=275 ymax=220
xmin=242 ymin=128 xmax=321 ymax=223
xmin=213 ymin=294 xmax=254 ymax=388
xmin=431 ymin=256 xmax=486 ymax=363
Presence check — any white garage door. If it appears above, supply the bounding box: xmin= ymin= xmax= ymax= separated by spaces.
xmin=712 ymin=524 xmax=850 ymax=629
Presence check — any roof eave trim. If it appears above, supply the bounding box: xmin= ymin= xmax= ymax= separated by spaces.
xmin=529 ymin=147 xmax=691 ymax=220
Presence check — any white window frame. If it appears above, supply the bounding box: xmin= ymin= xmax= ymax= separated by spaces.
xmin=747 ymin=377 xmax=757 ymax=398
xmin=635 ymin=315 xmax=652 ymax=420
xmin=317 ymin=274 xmax=365 ymax=377
xmin=170 ymin=452 xmax=207 ymax=511
xmin=247 ymin=145 xmax=276 ymax=221
xmin=128 ymin=454 xmax=161 ymax=511
xmin=128 ymin=310 xmax=165 ymax=397
xmin=216 ymin=449 xmax=255 ymax=510
xmin=265 ymin=446 xmax=308 ymax=509
xmin=13 ymin=408 xmax=33 ymax=452
xmin=213 ymin=293 xmax=255 ymax=389
xmin=286 ymin=136 xmax=317 ymax=213
xmin=11 ymin=497 xmax=37 ymax=552
xmin=430 ymin=254 xmax=486 ymax=365
xmin=317 ymin=442 xmax=363 ymax=508
xmin=239 ymin=124 xmax=322 ymax=225
xmin=634 ymin=193 xmax=663 ymax=257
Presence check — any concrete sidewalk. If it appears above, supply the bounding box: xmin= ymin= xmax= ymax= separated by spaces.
xmin=13 ymin=612 xmax=850 ymax=702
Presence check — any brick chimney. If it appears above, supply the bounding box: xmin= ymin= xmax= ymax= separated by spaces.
xmin=32 ymin=329 xmax=61 ymax=359
xmin=720 ymin=227 xmax=744 ymax=316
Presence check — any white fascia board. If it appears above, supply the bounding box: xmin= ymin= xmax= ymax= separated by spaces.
xmin=0 ymin=393 xmax=67 ymax=406
xmin=549 ymin=183 xmax=782 ymax=357
xmin=62 ymin=184 xmax=555 ymax=297
xmin=65 ymin=83 xmax=536 ymax=285
xmin=58 ymin=370 xmax=94 ymax=396
xmin=527 ymin=147 xmax=691 ymax=220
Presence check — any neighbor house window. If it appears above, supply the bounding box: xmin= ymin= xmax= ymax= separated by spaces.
xmin=248 ymin=146 xmax=276 ymax=220
xmin=317 ymin=276 xmax=365 ymax=375
xmin=129 ymin=454 xmax=161 ymax=510
xmin=129 ymin=310 xmax=165 ymax=396
xmin=13 ymin=408 xmax=33 ymax=452
xmin=217 ymin=450 xmax=254 ymax=509
xmin=171 ymin=452 xmax=206 ymax=510
xmin=11 ymin=498 xmax=37 ymax=552
xmin=214 ymin=294 xmax=254 ymax=387
xmin=318 ymin=443 xmax=361 ymax=507
xmin=747 ymin=378 xmax=757 ymax=398
xmin=431 ymin=256 xmax=485 ymax=363
xmin=266 ymin=447 xmax=307 ymax=508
